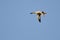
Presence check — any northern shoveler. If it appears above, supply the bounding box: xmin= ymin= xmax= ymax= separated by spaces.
xmin=30 ymin=11 xmax=47 ymax=22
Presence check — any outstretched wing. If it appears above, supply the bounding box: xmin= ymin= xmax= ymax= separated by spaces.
xmin=42 ymin=11 xmax=47 ymax=15
xmin=30 ymin=12 xmax=36 ymax=14
xmin=37 ymin=15 xmax=41 ymax=22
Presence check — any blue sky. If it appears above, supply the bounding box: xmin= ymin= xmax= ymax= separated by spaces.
xmin=0 ymin=0 xmax=60 ymax=40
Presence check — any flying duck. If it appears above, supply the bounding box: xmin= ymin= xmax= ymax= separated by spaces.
xmin=30 ymin=11 xmax=47 ymax=22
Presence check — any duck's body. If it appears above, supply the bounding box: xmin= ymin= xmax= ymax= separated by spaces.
xmin=30 ymin=11 xmax=47 ymax=22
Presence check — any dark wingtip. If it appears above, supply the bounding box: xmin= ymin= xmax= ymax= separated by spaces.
xmin=42 ymin=11 xmax=47 ymax=14
xmin=42 ymin=11 xmax=44 ymax=13
xmin=30 ymin=13 xmax=32 ymax=14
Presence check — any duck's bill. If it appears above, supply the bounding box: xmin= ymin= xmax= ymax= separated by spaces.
xmin=38 ymin=19 xmax=41 ymax=22
xmin=37 ymin=15 xmax=41 ymax=23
